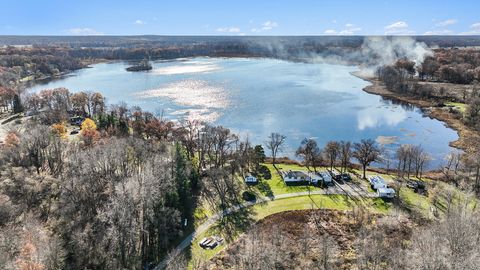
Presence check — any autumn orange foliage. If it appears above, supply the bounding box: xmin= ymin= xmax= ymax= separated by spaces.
xmin=4 ymin=131 xmax=20 ymax=147
xmin=80 ymin=118 xmax=99 ymax=145
xmin=51 ymin=123 xmax=67 ymax=138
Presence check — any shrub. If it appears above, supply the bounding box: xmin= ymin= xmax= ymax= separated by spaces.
xmin=242 ymin=191 xmax=256 ymax=202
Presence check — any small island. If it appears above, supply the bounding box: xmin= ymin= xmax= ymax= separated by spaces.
xmin=126 ymin=59 xmax=152 ymax=72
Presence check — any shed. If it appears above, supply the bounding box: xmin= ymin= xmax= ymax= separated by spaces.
xmin=244 ymin=175 xmax=258 ymax=184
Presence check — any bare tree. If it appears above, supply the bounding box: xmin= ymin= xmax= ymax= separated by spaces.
xmin=296 ymin=138 xmax=322 ymax=172
xmin=339 ymin=141 xmax=352 ymax=173
xmin=324 ymin=141 xmax=340 ymax=170
xmin=406 ymin=204 xmax=480 ymax=270
xmin=266 ymin=132 xmax=286 ymax=168
xmin=412 ymin=146 xmax=431 ymax=179
xmin=352 ymin=139 xmax=381 ymax=179
xmin=443 ymin=151 xmax=463 ymax=187
xmin=396 ymin=144 xmax=415 ymax=179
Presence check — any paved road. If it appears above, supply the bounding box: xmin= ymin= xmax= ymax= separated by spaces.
xmin=155 ymin=186 xmax=377 ymax=269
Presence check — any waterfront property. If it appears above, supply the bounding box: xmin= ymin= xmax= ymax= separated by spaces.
xmin=282 ymin=170 xmax=310 ymax=183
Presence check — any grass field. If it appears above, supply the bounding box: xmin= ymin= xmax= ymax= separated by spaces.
xmin=184 ymin=163 xmax=474 ymax=268
xmin=254 ymin=163 xmax=338 ymax=196
xmin=188 ymin=193 xmax=392 ymax=268
xmin=445 ymin=101 xmax=467 ymax=113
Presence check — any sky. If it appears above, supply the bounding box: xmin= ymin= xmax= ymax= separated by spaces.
xmin=0 ymin=0 xmax=479 ymax=36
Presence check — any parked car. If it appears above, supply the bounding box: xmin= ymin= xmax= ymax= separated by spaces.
xmin=70 ymin=129 xmax=79 ymax=135
xmin=340 ymin=173 xmax=352 ymax=182
xmin=199 ymin=236 xmax=223 ymax=249
xmin=407 ymin=180 xmax=427 ymax=193
xmin=70 ymin=116 xmax=85 ymax=126
xmin=328 ymin=169 xmax=341 ymax=181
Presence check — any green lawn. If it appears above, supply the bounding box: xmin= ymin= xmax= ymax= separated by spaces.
xmin=187 ymin=194 xmax=392 ymax=268
xmin=255 ymin=163 xmax=330 ymax=195
xmin=254 ymin=194 xmax=390 ymax=219
xmin=399 ymin=187 xmax=432 ymax=217
xmin=185 ymin=163 xmax=472 ymax=268
xmin=445 ymin=101 xmax=467 ymax=113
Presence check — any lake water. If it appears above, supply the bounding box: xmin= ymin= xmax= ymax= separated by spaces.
xmin=27 ymin=57 xmax=458 ymax=167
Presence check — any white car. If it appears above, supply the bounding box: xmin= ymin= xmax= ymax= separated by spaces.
xmin=377 ymin=187 xmax=396 ymax=199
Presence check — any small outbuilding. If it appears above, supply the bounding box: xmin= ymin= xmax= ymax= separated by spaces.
xmin=377 ymin=187 xmax=396 ymax=199
xmin=244 ymin=174 xmax=258 ymax=184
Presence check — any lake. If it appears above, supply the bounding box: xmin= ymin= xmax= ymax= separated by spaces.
xmin=27 ymin=57 xmax=459 ymax=167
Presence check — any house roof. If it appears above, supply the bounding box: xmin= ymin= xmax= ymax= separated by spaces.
xmin=377 ymin=187 xmax=395 ymax=193
xmin=285 ymin=170 xmax=308 ymax=178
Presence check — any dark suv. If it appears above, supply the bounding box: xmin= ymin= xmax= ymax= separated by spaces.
xmin=340 ymin=173 xmax=352 ymax=182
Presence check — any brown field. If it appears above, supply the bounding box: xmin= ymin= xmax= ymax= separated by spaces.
xmin=207 ymin=209 xmax=414 ymax=270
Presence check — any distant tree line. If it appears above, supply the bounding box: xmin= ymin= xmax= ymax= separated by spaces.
xmin=376 ymin=53 xmax=480 ymax=131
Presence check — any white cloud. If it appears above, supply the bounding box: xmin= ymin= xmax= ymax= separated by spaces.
xmin=423 ymin=19 xmax=457 ymax=35
xmin=66 ymin=28 xmax=103 ymax=35
xmin=251 ymin=21 xmax=279 ymax=33
xmin=134 ymin=19 xmax=145 ymax=25
xmin=339 ymin=23 xmax=361 ymax=35
xmin=324 ymin=23 xmax=361 ymax=35
xmin=261 ymin=21 xmax=278 ymax=30
xmin=435 ymin=19 xmax=457 ymax=27
xmin=216 ymin=27 xmax=241 ymax=33
xmin=424 ymin=29 xmax=454 ymax=35
xmin=384 ymin=21 xmax=415 ymax=35
xmin=459 ymin=22 xmax=480 ymax=35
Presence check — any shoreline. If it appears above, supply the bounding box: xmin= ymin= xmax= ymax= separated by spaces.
xmin=22 ymin=58 xmax=475 ymax=155
xmin=351 ymin=71 xmax=479 ymax=154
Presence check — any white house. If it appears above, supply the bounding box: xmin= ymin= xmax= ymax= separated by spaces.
xmin=377 ymin=187 xmax=396 ymax=199
xmin=283 ymin=170 xmax=310 ymax=183
xmin=244 ymin=174 xmax=258 ymax=184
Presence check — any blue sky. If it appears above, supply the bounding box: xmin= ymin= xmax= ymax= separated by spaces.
xmin=1 ymin=0 xmax=479 ymax=36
